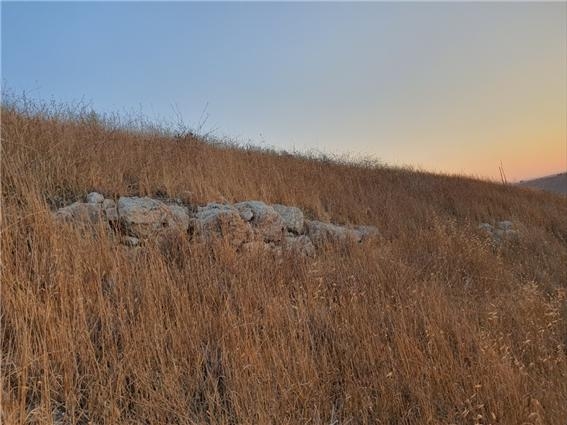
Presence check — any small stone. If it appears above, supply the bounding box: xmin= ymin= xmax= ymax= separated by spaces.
xmin=102 ymin=198 xmax=116 ymax=210
xmin=121 ymin=236 xmax=140 ymax=247
xmin=496 ymin=220 xmax=514 ymax=231
xmin=105 ymin=207 xmax=119 ymax=222
xmin=86 ymin=192 xmax=104 ymax=204
xmin=353 ymin=225 xmax=380 ymax=241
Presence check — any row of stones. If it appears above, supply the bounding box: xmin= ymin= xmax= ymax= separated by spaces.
xmin=54 ymin=192 xmax=380 ymax=256
xmin=478 ymin=220 xmax=519 ymax=243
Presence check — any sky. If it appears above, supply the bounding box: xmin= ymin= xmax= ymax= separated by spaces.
xmin=2 ymin=1 xmax=566 ymax=181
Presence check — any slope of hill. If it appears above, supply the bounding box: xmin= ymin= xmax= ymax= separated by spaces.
xmin=517 ymin=172 xmax=567 ymax=195
xmin=2 ymin=101 xmax=567 ymax=424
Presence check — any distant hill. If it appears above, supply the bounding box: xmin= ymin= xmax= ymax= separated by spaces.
xmin=517 ymin=172 xmax=567 ymax=195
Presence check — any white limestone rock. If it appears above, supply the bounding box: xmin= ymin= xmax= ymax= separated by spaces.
xmin=272 ymin=204 xmax=304 ymax=234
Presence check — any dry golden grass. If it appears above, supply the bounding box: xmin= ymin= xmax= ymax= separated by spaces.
xmin=1 ymin=99 xmax=567 ymax=424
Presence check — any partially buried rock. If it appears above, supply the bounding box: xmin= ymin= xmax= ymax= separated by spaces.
xmin=121 ymin=236 xmax=140 ymax=247
xmin=479 ymin=220 xmax=518 ymax=243
xmin=191 ymin=203 xmax=253 ymax=247
xmin=234 ymin=201 xmax=286 ymax=242
xmin=54 ymin=202 xmax=104 ymax=227
xmin=117 ymin=196 xmax=189 ymax=238
xmin=86 ymin=192 xmax=104 ymax=204
xmin=284 ymin=235 xmax=316 ymax=257
xmin=353 ymin=225 xmax=380 ymax=241
xmin=101 ymin=199 xmax=118 ymax=222
xmin=272 ymin=204 xmax=304 ymax=234
xmin=306 ymin=220 xmax=363 ymax=247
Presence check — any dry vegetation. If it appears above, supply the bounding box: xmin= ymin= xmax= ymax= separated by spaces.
xmin=1 ymin=98 xmax=567 ymax=424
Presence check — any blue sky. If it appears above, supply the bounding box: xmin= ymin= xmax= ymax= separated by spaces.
xmin=2 ymin=1 xmax=566 ymax=180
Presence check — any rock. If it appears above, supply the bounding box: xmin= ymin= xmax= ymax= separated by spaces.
xmin=86 ymin=192 xmax=104 ymax=204
xmin=121 ymin=236 xmax=140 ymax=247
xmin=479 ymin=221 xmax=518 ymax=244
xmin=105 ymin=207 xmax=119 ymax=222
xmin=353 ymin=225 xmax=380 ymax=241
xmin=272 ymin=204 xmax=304 ymax=234
xmin=306 ymin=220 xmax=363 ymax=246
xmin=101 ymin=199 xmax=118 ymax=222
xmin=54 ymin=194 xmax=381 ymax=256
xmin=168 ymin=204 xmax=191 ymax=230
xmin=496 ymin=220 xmax=514 ymax=231
xmin=191 ymin=203 xmax=253 ymax=246
xmin=102 ymin=198 xmax=116 ymax=210
xmin=117 ymin=196 xmax=189 ymax=238
xmin=54 ymin=202 xmax=104 ymax=226
xmin=234 ymin=201 xmax=286 ymax=242
xmin=284 ymin=235 xmax=316 ymax=257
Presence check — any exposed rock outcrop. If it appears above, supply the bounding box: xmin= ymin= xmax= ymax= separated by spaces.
xmin=479 ymin=220 xmax=519 ymax=243
xmin=53 ymin=192 xmax=380 ymax=256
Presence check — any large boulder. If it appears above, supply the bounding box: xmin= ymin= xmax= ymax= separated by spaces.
xmin=54 ymin=202 xmax=105 ymax=227
xmin=234 ymin=201 xmax=286 ymax=242
xmin=117 ymin=196 xmax=189 ymax=238
xmin=272 ymin=204 xmax=304 ymax=234
xmin=191 ymin=203 xmax=253 ymax=246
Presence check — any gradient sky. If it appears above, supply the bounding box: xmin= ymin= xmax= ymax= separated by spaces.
xmin=2 ymin=1 xmax=566 ymax=181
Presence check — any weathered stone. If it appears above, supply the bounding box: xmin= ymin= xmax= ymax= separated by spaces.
xmin=55 ymin=195 xmax=382 ymax=256
xmin=192 ymin=203 xmax=253 ymax=246
xmin=272 ymin=204 xmax=304 ymax=234
xmin=54 ymin=202 xmax=104 ymax=226
xmin=234 ymin=201 xmax=285 ymax=242
xmin=86 ymin=192 xmax=104 ymax=204
xmin=121 ymin=236 xmax=140 ymax=247
xmin=167 ymin=204 xmax=191 ymax=230
xmin=353 ymin=225 xmax=380 ymax=241
xmin=101 ymin=199 xmax=118 ymax=222
xmin=479 ymin=221 xmax=518 ymax=244
xmin=306 ymin=220 xmax=363 ymax=246
xmin=102 ymin=198 xmax=116 ymax=210
xmin=284 ymin=235 xmax=316 ymax=257
xmin=105 ymin=207 xmax=119 ymax=222
xmin=117 ymin=196 xmax=188 ymax=238
xmin=496 ymin=220 xmax=514 ymax=231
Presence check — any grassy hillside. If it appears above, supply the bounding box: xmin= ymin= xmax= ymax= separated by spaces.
xmin=2 ymin=100 xmax=567 ymax=424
